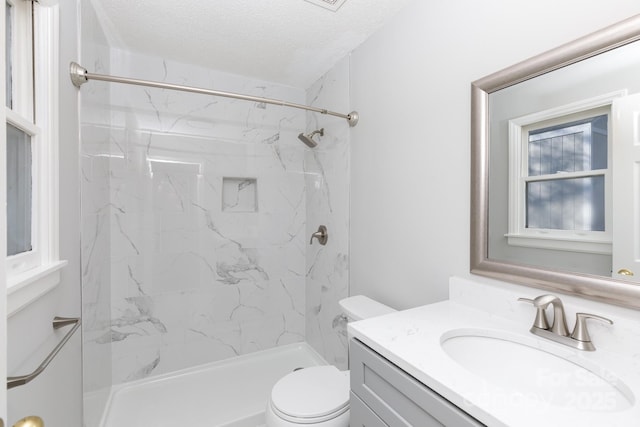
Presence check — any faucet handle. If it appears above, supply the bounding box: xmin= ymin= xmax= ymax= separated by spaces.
xmin=518 ymin=297 xmax=550 ymax=330
xmin=310 ymin=225 xmax=328 ymax=245
xmin=570 ymin=313 xmax=613 ymax=347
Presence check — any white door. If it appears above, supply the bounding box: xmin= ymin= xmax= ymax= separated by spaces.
xmin=0 ymin=108 xmax=7 ymax=427
xmin=612 ymin=93 xmax=640 ymax=281
xmin=1 ymin=0 xmax=9 ymax=424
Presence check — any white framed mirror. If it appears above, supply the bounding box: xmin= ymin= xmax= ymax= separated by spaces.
xmin=471 ymin=14 xmax=640 ymax=308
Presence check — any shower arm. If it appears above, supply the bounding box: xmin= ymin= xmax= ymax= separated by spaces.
xmin=69 ymin=62 xmax=359 ymax=127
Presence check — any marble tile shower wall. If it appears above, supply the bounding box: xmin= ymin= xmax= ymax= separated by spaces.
xmin=80 ymin=0 xmax=113 ymax=408
xmin=305 ymin=57 xmax=351 ymax=370
xmin=105 ymin=50 xmax=309 ymax=382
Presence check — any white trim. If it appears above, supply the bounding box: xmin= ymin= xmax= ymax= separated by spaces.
xmin=7 ymin=260 xmax=67 ymax=317
xmin=5 ymin=106 xmax=37 ymax=133
xmin=507 ymin=92 xmax=623 ymax=254
xmin=35 ymin=4 xmax=60 ymax=262
xmin=505 ymin=234 xmax=612 ymax=255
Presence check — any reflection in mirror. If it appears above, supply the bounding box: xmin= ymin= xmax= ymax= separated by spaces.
xmin=471 ymin=14 xmax=640 ymax=308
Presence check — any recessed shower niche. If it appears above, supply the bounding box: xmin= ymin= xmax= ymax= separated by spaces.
xmin=222 ymin=177 xmax=258 ymax=212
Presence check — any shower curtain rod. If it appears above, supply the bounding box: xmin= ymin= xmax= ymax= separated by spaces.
xmin=69 ymin=62 xmax=359 ymax=127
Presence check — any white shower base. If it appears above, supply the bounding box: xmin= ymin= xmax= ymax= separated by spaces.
xmin=96 ymin=343 xmax=327 ymax=427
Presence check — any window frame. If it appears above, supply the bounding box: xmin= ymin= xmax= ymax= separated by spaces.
xmin=505 ymin=92 xmax=623 ymax=255
xmin=4 ymin=1 xmax=65 ymax=316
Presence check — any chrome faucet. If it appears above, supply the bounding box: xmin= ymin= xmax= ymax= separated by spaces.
xmin=518 ymin=294 xmax=569 ymax=336
xmin=518 ymin=294 xmax=613 ymax=351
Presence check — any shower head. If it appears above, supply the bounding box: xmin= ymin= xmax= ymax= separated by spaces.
xmin=298 ymin=128 xmax=324 ymax=148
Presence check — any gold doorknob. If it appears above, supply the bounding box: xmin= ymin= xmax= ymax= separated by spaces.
xmin=617 ymin=268 xmax=634 ymax=276
xmin=13 ymin=416 xmax=44 ymax=427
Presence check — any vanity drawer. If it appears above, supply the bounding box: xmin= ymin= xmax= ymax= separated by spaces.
xmin=350 ymin=392 xmax=389 ymax=427
xmin=350 ymin=339 xmax=484 ymax=427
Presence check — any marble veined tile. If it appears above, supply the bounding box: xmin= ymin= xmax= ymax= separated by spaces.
xmin=106 ymin=49 xmax=310 ymax=382
xmin=304 ymin=57 xmax=351 ymax=370
xmin=85 ymin=45 xmax=352 ymax=385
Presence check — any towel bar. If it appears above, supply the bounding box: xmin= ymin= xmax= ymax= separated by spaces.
xmin=7 ymin=316 xmax=81 ymax=389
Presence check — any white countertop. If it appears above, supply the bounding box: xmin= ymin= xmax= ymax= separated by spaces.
xmin=348 ymin=297 xmax=640 ymax=427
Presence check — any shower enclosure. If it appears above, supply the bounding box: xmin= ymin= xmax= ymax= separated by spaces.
xmin=80 ymin=3 xmax=352 ymax=425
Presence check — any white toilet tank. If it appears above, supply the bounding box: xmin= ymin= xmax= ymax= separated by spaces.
xmin=338 ymin=295 xmax=395 ymax=321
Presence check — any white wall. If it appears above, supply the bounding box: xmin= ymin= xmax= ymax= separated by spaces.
xmin=349 ymin=0 xmax=640 ymax=310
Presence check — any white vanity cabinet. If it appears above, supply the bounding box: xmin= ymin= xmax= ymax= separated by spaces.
xmin=349 ymin=339 xmax=484 ymax=427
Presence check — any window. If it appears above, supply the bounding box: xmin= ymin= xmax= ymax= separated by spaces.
xmin=526 ymin=115 xmax=607 ymax=232
xmin=7 ymin=121 xmax=33 ymax=257
xmin=506 ymin=95 xmax=619 ymax=255
xmin=4 ymin=0 xmax=65 ymax=315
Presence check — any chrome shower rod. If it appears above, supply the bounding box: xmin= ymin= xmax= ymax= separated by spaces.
xmin=69 ymin=62 xmax=359 ymax=127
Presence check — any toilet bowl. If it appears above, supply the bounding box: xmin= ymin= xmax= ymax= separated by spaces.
xmin=266 ymin=296 xmax=395 ymax=427
xmin=265 ymin=365 xmax=350 ymax=427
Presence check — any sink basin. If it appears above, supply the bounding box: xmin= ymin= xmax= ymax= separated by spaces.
xmin=441 ymin=329 xmax=635 ymax=412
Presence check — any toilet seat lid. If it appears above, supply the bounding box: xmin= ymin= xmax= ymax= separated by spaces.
xmin=271 ymin=366 xmax=350 ymax=420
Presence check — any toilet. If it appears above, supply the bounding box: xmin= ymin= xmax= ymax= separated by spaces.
xmin=265 ymin=295 xmax=395 ymax=427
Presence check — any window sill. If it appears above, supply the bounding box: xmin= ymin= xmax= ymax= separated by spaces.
xmin=506 ymin=234 xmax=612 ymax=255
xmin=7 ymin=260 xmax=68 ymax=317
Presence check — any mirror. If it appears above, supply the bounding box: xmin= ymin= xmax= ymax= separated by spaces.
xmin=471 ymin=14 xmax=640 ymax=308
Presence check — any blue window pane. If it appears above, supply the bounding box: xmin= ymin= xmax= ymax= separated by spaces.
xmin=526 ymin=176 xmax=605 ymax=232
xmin=528 ymin=115 xmax=608 ymax=176
xmin=7 ymin=123 xmax=33 ymax=256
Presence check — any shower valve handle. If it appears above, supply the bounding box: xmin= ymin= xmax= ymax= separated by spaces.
xmin=310 ymin=225 xmax=328 ymax=246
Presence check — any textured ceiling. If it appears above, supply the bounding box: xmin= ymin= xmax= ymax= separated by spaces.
xmin=90 ymin=0 xmax=413 ymax=88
